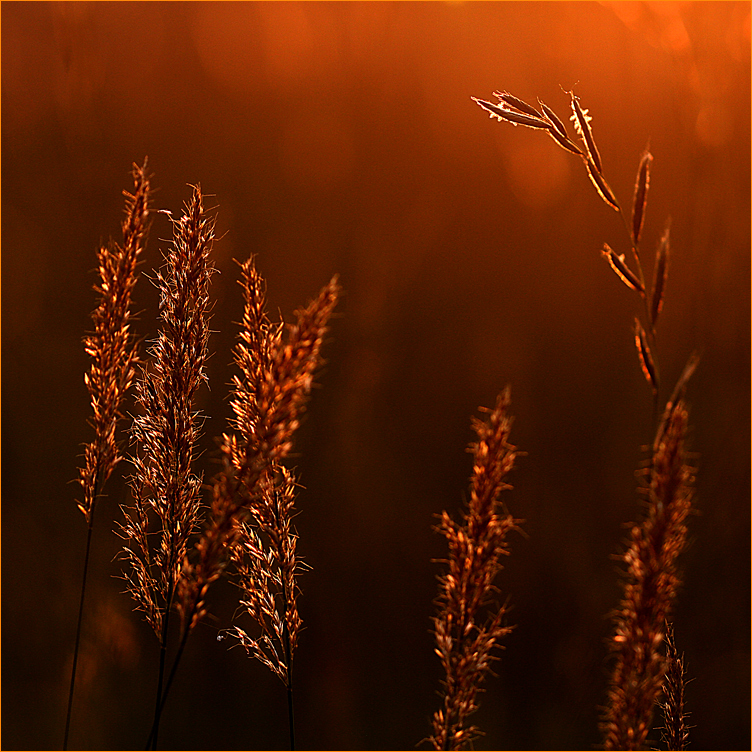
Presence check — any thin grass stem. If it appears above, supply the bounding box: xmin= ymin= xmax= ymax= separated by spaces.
xmin=63 ymin=501 xmax=96 ymax=750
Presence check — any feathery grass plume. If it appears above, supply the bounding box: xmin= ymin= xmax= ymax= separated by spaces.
xmin=78 ymin=161 xmax=150 ymax=523
xmin=118 ymin=184 xmax=216 ymax=749
xmin=66 ymin=161 xmax=150 ymax=749
xmin=163 ymin=261 xmax=339 ymax=747
xmin=658 ymin=622 xmax=691 ymax=751
xmin=430 ymin=389 xmax=520 ymax=750
xmin=178 ymin=261 xmax=339 ymax=636
xmin=228 ymin=466 xmax=302 ymax=683
xmin=226 ymin=465 xmax=303 ymax=748
xmin=602 ymin=400 xmax=694 ymax=750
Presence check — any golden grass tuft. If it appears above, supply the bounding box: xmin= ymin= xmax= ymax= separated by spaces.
xmin=430 ymin=389 xmax=521 ymax=750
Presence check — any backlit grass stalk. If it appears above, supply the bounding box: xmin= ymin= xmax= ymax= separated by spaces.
xmin=227 ymin=465 xmax=302 ymax=749
xmin=430 ymin=389 xmax=520 ymax=750
xmin=473 ymin=90 xmax=698 ymax=748
xmin=170 ymin=258 xmax=339 ymax=748
xmin=66 ymin=162 xmax=150 ymax=749
xmin=473 ymin=90 xmax=672 ymax=410
xmin=602 ymin=401 xmax=694 ymax=749
xmin=118 ymin=185 xmax=215 ymax=749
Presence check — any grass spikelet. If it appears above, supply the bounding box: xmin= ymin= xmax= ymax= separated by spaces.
xmin=632 ymin=149 xmax=653 ymax=247
xmin=569 ymin=91 xmax=603 ymax=175
xmin=650 ymin=220 xmax=671 ymax=326
xmin=493 ymin=90 xmax=544 ymax=120
xmin=634 ymin=318 xmax=659 ymax=394
xmin=602 ymin=243 xmax=644 ymax=293
xmin=430 ymin=389 xmax=520 ymax=750
xmin=537 ymin=98 xmax=568 ymax=140
xmin=602 ymin=401 xmax=694 ymax=750
xmin=585 ymin=157 xmax=620 ymax=211
xmin=471 ymin=97 xmax=551 ymax=129
xmin=538 ymin=98 xmax=584 ymax=155
xmin=659 ymin=622 xmax=691 ymax=751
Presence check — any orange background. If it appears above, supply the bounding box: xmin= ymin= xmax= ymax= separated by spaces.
xmin=2 ymin=2 xmax=749 ymax=749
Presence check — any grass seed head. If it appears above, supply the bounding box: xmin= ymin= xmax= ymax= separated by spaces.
xmin=631 ymin=149 xmax=653 ymax=246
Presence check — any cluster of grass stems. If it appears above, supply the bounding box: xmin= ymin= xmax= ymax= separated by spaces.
xmin=67 ymin=87 xmax=696 ymax=750
xmin=68 ymin=162 xmax=339 ymax=749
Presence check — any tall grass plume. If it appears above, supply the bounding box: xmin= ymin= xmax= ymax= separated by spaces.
xmin=66 ymin=161 xmax=150 ymax=749
xmin=430 ymin=389 xmax=521 ymax=750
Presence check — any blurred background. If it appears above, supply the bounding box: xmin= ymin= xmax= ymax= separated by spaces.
xmin=2 ymin=2 xmax=749 ymax=749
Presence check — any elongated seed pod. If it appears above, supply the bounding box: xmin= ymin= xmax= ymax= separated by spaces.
xmin=494 ymin=90 xmax=545 ymax=120
xmin=537 ymin=99 xmax=569 ymax=140
xmin=602 ymin=244 xmax=644 ymax=293
xmin=585 ymin=158 xmax=620 ymax=211
xmin=634 ymin=319 xmax=658 ymax=393
xmin=546 ymin=126 xmax=584 ymax=156
xmin=651 ymin=220 xmax=671 ymax=325
xmin=472 ymin=97 xmax=551 ymax=129
xmin=632 ymin=149 xmax=653 ymax=246
xmin=570 ymin=92 xmax=603 ymax=175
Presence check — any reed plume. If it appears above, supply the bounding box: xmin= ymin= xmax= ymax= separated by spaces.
xmin=66 ymin=161 xmax=150 ymax=749
xmin=430 ymin=389 xmax=520 ymax=750
xmin=118 ymin=184 xmax=216 ymax=748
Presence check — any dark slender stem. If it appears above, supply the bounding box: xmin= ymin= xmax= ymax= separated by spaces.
xmin=149 ymin=581 xmax=174 ymax=751
xmin=286 ymin=682 xmax=295 ymax=750
xmin=281 ymin=590 xmax=296 ymax=750
xmin=145 ymin=611 xmax=192 ymax=750
xmin=64 ymin=492 xmax=98 ymax=750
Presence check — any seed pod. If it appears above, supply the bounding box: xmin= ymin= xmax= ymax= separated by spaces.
xmin=585 ymin=158 xmax=620 ymax=211
xmin=537 ymin=99 xmax=569 ymax=141
xmin=570 ymin=92 xmax=603 ymax=175
xmin=634 ymin=319 xmax=658 ymax=394
xmin=493 ymin=91 xmax=545 ymax=120
xmin=602 ymin=244 xmax=644 ymax=293
xmin=472 ymin=97 xmax=551 ymax=129
xmin=545 ymin=126 xmax=584 ymax=156
xmin=650 ymin=220 xmax=671 ymax=326
xmin=632 ymin=149 xmax=653 ymax=246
